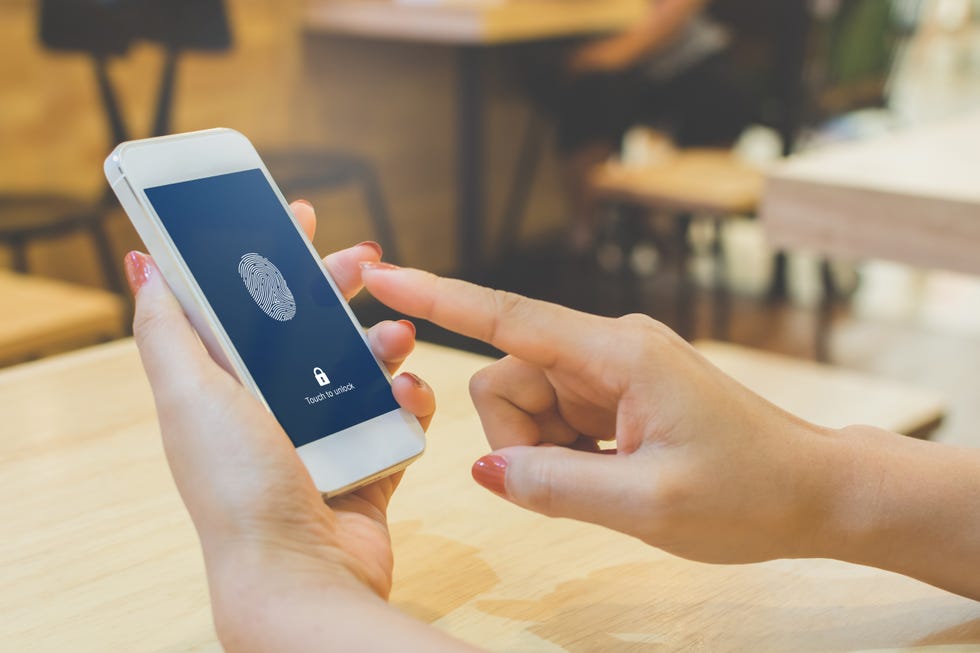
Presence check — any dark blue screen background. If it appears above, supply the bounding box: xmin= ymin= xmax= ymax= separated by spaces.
xmin=145 ymin=168 xmax=399 ymax=447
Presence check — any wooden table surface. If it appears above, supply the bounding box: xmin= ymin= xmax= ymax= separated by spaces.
xmin=304 ymin=0 xmax=646 ymax=45
xmin=762 ymin=111 xmax=980 ymax=276
xmin=2 ymin=339 xmax=979 ymax=652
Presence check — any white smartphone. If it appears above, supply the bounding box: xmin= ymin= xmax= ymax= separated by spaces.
xmin=105 ymin=128 xmax=425 ymax=497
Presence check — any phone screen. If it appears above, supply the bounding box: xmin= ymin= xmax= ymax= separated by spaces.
xmin=144 ymin=168 xmax=399 ymax=448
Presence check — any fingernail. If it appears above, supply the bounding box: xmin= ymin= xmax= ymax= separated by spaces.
xmin=356 ymin=241 xmax=383 ymax=258
xmin=401 ymin=371 xmax=426 ymax=389
xmin=124 ymin=251 xmax=153 ymax=296
xmin=359 ymin=261 xmax=400 ymax=272
xmin=397 ymin=319 xmax=416 ymax=337
xmin=471 ymin=455 xmax=507 ymax=496
xmin=294 ymin=198 xmax=313 ymax=208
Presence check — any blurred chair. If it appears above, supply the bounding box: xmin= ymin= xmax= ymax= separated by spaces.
xmin=495 ymin=108 xmax=548 ymax=258
xmin=588 ymin=149 xmax=765 ymax=340
xmin=0 ymin=0 xmax=233 ymax=294
xmin=262 ymin=151 xmax=401 ymax=264
xmin=0 ymin=196 xmax=116 ymax=290
xmin=3 ymin=0 xmax=400 ymax=290
xmin=0 ymin=271 xmax=124 ymax=367
xmin=495 ymin=0 xmax=810 ymax=262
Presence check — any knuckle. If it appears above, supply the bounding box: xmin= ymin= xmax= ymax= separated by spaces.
xmin=468 ymin=367 xmax=496 ymax=402
xmin=635 ymin=470 xmax=691 ymax=544
xmin=492 ymin=288 xmax=525 ymax=314
xmin=617 ymin=312 xmax=666 ymax=334
xmin=618 ymin=312 xmax=654 ymax=327
xmin=518 ymin=457 xmax=560 ymax=517
xmin=365 ymin=323 xmax=385 ymax=353
xmin=617 ymin=313 xmax=676 ymax=355
xmin=486 ymin=289 xmax=527 ymax=343
xmin=132 ymin=303 xmax=169 ymax=349
xmin=156 ymin=371 xmax=209 ymax=416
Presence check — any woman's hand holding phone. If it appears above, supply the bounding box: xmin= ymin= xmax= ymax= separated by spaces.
xmin=127 ymin=201 xmax=473 ymax=653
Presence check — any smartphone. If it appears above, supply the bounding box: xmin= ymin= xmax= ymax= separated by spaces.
xmin=105 ymin=128 xmax=425 ymax=497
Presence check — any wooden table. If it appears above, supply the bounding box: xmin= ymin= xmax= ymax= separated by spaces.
xmin=305 ymin=0 xmax=646 ymax=45
xmin=695 ymin=339 xmax=945 ymax=438
xmin=762 ymin=111 xmax=980 ymax=276
xmin=305 ymin=0 xmax=645 ymax=276
xmin=2 ymin=338 xmax=979 ymax=651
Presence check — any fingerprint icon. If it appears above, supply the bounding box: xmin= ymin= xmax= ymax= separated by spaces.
xmin=238 ymin=253 xmax=296 ymax=322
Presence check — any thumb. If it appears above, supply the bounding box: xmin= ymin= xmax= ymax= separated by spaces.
xmin=471 ymin=446 xmax=642 ymax=534
xmin=126 ymin=251 xmax=221 ymax=405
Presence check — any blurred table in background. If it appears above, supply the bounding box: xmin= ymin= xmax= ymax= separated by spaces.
xmin=3 ymin=338 xmax=980 ymax=651
xmin=762 ymin=111 xmax=980 ymax=275
xmin=696 ymin=339 xmax=945 ymax=439
xmin=305 ymin=0 xmax=646 ymax=276
xmin=306 ymin=0 xmax=645 ymax=45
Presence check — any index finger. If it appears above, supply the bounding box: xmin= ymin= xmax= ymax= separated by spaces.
xmin=290 ymin=200 xmax=316 ymax=242
xmin=288 ymin=199 xmax=384 ymax=300
xmin=323 ymin=242 xmax=383 ymax=300
xmin=360 ymin=264 xmax=601 ymax=369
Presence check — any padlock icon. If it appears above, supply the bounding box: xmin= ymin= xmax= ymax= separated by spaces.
xmin=313 ymin=367 xmax=330 ymax=386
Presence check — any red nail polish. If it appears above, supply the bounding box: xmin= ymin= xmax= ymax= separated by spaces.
xmin=397 ymin=319 xmax=416 ymax=337
xmin=356 ymin=240 xmax=383 ymax=258
xmin=359 ymin=261 xmax=400 ymax=272
xmin=472 ymin=455 xmax=507 ymax=496
xmin=124 ymin=251 xmax=153 ymax=295
xmin=401 ymin=372 xmax=426 ymax=389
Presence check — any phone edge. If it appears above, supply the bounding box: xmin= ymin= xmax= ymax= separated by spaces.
xmin=104 ymin=131 xmax=425 ymax=496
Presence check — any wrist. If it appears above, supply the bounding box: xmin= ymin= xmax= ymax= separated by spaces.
xmin=802 ymin=424 xmax=914 ymax=566
xmin=205 ymin=541 xmax=475 ymax=653
xmin=207 ymin=542 xmax=380 ymax=651
xmin=790 ymin=424 xmax=871 ymax=561
xmin=765 ymin=420 xmax=857 ymax=560
xmin=763 ymin=419 xmax=897 ymax=563
xmin=807 ymin=425 xmax=980 ymax=599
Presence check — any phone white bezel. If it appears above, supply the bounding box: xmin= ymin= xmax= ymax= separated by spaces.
xmin=105 ymin=128 xmax=425 ymax=497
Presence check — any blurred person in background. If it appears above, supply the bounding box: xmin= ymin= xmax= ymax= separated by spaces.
xmin=524 ymin=0 xmax=755 ymax=253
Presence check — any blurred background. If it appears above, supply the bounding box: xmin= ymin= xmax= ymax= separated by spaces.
xmin=2 ymin=0 xmax=980 ymax=445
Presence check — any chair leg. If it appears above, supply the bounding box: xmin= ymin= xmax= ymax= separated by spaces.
xmin=152 ymin=48 xmax=179 ymax=138
xmin=711 ymin=216 xmax=731 ymax=341
xmin=815 ymin=258 xmax=835 ymax=362
xmin=496 ymin=110 xmax=546 ymax=258
xmin=672 ymin=214 xmax=695 ymax=341
xmin=93 ymin=55 xmax=129 ymax=147
xmin=10 ymin=236 xmax=29 ymax=274
xmin=768 ymin=250 xmax=794 ymax=303
xmin=355 ymin=166 xmax=401 ymax=266
xmin=89 ymin=218 xmax=125 ymax=295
